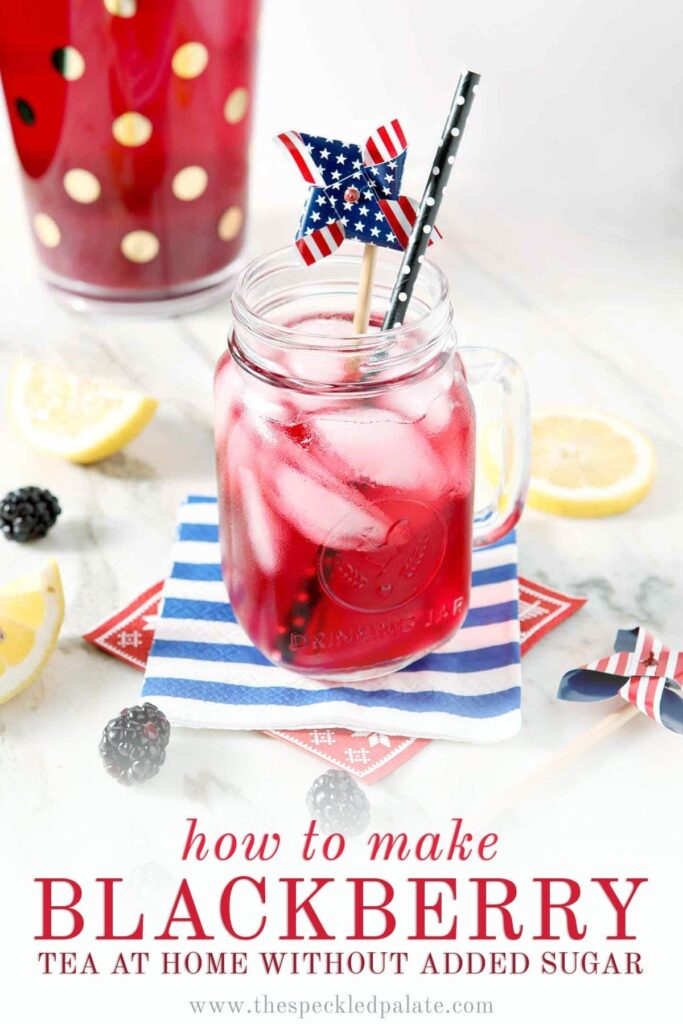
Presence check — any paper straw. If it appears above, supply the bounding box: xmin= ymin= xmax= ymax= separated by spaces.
xmin=382 ymin=71 xmax=481 ymax=330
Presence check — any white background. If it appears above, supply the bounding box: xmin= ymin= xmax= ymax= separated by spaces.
xmin=250 ymin=0 xmax=683 ymax=226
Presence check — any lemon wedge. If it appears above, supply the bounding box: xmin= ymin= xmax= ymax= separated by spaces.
xmin=0 ymin=560 xmax=64 ymax=703
xmin=7 ymin=359 xmax=158 ymax=463
xmin=528 ymin=410 xmax=656 ymax=517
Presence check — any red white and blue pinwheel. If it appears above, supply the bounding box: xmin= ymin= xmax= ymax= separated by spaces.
xmin=559 ymin=627 xmax=683 ymax=734
xmin=275 ymin=120 xmax=439 ymax=265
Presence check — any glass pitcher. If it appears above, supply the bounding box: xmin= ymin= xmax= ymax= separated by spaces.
xmin=0 ymin=0 xmax=259 ymax=312
xmin=214 ymin=245 xmax=529 ymax=682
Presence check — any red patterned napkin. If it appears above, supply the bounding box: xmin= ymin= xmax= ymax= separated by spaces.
xmin=517 ymin=578 xmax=587 ymax=655
xmin=84 ymin=578 xmax=585 ymax=782
xmin=84 ymin=582 xmax=163 ymax=671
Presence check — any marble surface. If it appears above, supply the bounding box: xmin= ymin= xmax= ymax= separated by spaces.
xmin=1 ymin=158 xmax=682 ymax=1021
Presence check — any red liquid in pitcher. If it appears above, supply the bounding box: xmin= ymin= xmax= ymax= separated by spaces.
xmin=0 ymin=1 xmax=258 ymax=296
xmin=215 ymin=314 xmax=476 ymax=678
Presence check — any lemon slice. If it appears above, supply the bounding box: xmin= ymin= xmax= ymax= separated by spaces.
xmin=529 ymin=410 xmax=656 ymax=517
xmin=0 ymin=560 xmax=64 ymax=703
xmin=7 ymin=359 xmax=158 ymax=464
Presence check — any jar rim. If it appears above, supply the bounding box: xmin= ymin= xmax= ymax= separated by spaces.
xmin=230 ymin=244 xmax=452 ymax=355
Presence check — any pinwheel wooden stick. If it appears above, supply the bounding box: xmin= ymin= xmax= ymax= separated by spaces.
xmin=479 ymin=627 xmax=683 ymax=826
xmin=352 ymin=243 xmax=378 ymax=333
xmin=479 ymin=704 xmax=638 ymax=827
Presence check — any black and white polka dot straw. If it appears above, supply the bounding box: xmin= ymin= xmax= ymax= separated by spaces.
xmin=382 ymin=71 xmax=481 ymax=330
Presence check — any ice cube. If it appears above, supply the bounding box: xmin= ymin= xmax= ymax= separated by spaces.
xmin=283 ymin=348 xmax=351 ymax=386
xmin=288 ymin=315 xmax=358 ymax=337
xmin=274 ymin=465 xmax=389 ymax=550
xmin=238 ymin=465 xmax=281 ymax=575
xmin=279 ymin=316 xmax=380 ymax=385
xmin=380 ymin=366 xmax=452 ymax=424
xmin=214 ymin=359 xmax=242 ymax=450
xmin=225 ymin=416 xmax=255 ymax=466
xmin=422 ymin=393 xmax=456 ymax=434
xmin=241 ymin=377 xmax=334 ymax=439
xmin=312 ymin=407 xmax=447 ymax=495
xmin=385 ymin=387 xmax=455 ymax=436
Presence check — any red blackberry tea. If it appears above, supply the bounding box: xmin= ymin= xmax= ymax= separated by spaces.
xmin=0 ymin=1 xmax=258 ymax=310
xmin=215 ymin=247 xmax=529 ymax=681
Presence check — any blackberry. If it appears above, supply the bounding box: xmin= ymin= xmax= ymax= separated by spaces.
xmin=1 ymin=486 xmax=61 ymax=542
xmin=277 ymin=567 xmax=323 ymax=663
xmin=99 ymin=703 xmax=170 ymax=786
xmin=306 ymin=769 xmax=371 ymax=837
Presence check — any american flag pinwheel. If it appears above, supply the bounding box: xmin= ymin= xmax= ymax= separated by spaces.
xmin=558 ymin=627 xmax=683 ymax=734
xmin=275 ymin=120 xmax=440 ymax=265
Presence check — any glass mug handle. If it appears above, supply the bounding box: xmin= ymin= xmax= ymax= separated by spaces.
xmin=459 ymin=346 xmax=531 ymax=548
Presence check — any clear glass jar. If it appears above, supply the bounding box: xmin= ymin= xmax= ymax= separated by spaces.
xmin=215 ymin=245 xmax=529 ymax=681
xmin=0 ymin=1 xmax=259 ymax=313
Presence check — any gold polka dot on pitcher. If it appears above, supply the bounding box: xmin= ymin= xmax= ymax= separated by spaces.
xmin=217 ymin=206 xmax=243 ymax=242
xmin=33 ymin=213 xmax=61 ymax=248
xmin=51 ymin=46 xmax=86 ymax=81
xmin=63 ymin=168 xmax=101 ymax=204
xmin=112 ymin=111 xmax=152 ymax=147
xmin=103 ymin=0 xmax=137 ymax=15
xmin=223 ymin=87 xmax=249 ymax=125
xmin=172 ymin=165 xmax=208 ymax=201
xmin=171 ymin=42 xmax=209 ymax=79
xmin=120 ymin=230 xmax=159 ymax=263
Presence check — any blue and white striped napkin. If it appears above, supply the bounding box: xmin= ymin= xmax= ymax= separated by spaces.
xmin=142 ymin=497 xmax=522 ymax=742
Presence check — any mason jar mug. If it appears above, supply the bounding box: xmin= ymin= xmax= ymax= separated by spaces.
xmin=215 ymin=245 xmax=530 ymax=681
